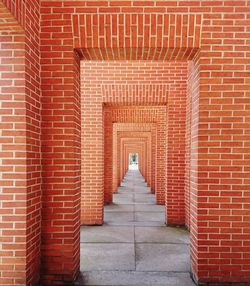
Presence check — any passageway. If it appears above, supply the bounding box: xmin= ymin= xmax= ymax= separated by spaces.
xmin=77 ymin=170 xmax=195 ymax=286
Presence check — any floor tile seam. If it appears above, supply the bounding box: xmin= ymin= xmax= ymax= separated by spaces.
xmin=134 ymin=211 xmax=164 ymax=213
xmin=80 ymin=242 xmax=189 ymax=245
xmin=104 ymin=223 xmax=166 ymax=225
xmin=136 ymin=225 xmax=182 ymax=228
xmin=132 ymin=175 xmax=136 ymax=272
xmin=135 ymin=242 xmax=189 ymax=246
xmin=105 ymin=211 xmax=164 ymax=213
xmin=78 ymin=285 xmax=169 ymax=286
xmin=104 ymin=221 xmax=166 ymax=223
xmin=77 ymin=282 xmax=192 ymax=285
xmin=133 ymin=224 xmax=136 ymax=271
xmin=80 ymin=270 xmax=192 ymax=275
xmin=113 ymin=203 xmax=157 ymax=205
xmin=80 ymin=270 xmax=191 ymax=274
xmin=78 ymin=285 xmax=167 ymax=286
xmin=80 ymin=242 xmax=135 ymax=244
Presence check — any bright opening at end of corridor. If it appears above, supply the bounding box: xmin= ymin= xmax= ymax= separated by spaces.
xmin=129 ymin=153 xmax=139 ymax=170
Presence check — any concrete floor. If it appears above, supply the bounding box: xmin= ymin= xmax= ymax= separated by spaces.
xmin=77 ymin=170 xmax=195 ymax=286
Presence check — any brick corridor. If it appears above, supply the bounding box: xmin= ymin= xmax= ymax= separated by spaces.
xmin=77 ymin=170 xmax=194 ymax=286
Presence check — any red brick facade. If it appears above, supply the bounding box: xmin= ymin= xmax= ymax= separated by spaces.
xmin=0 ymin=0 xmax=250 ymax=285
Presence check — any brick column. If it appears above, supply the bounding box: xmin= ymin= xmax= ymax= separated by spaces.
xmin=41 ymin=14 xmax=81 ymax=282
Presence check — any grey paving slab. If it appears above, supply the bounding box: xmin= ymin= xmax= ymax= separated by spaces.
xmin=106 ymin=221 xmax=166 ymax=227
xmin=136 ymin=243 xmax=190 ymax=272
xmin=136 ymin=185 xmax=150 ymax=189
xmin=114 ymin=191 xmax=134 ymax=196
xmin=117 ymin=186 xmax=133 ymax=191
xmin=104 ymin=211 xmax=134 ymax=224
xmin=132 ymin=221 xmax=166 ymax=227
xmin=135 ymin=226 xmax=189 ymax=244
xmin=117 ymin=189 xmax=134 ymax=194
xmin=135 ymin=211 xmax=165 ymax=223
xmin=114 ymin=193 xmax=134 ymax=198
xmin=134 ymin=194 xmax=155 ymax=204
xmin=135 ymin=183 xmax=148 ymax=188
xmin=105 ymin=204 xmax=134 ymax=212
xmin=76 ymin=271 xmax=195 ymax=286
xmin=113 ymin=196 xmax=134 ymax=204
xmin=134 ymin=193 xmax=153 ymax=198
xmin=80 ymin=226 xmax=134 ymax=243
xmin=133 ymin=189 xmax=151 ymax=194
xmin=134 ymin=187 xmax=151 ymax=192
xmin=121 ymin=182 xmax=134 ymax=187
xmin=80 ymin=243 xmax=135 ymax=271
xmin=135 ymin=204 xmax=165 ymax=212
xmin=135 ymin=185 xmax=148 ymax=190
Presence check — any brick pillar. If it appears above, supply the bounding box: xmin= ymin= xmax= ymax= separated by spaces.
xmin=191 ymin=15 xmax=250 ymax=282
xmin=81 ymin=90 xmax=104 ymax=225
xmin=156 ymin=122 xmax=166 ymax=205
xmin=41 ymin=46 xmax=81 ymax=284
xmin=0 ymin=2 xmax=41 ymax=285
xmin=166 ymin=84 xmax=187 ymax=225
xmin=104 ymin=114 xmax=113 ymax=204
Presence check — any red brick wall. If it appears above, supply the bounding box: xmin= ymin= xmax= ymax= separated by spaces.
xmin=193 ymin=10 xmax=250 ymax=284
xmin=0 ymin=1 xmax=41 ymax=285
xmin=40 ymin=2 xmax=81 ymax=284
xmin=0 ymin=25 xmax=27 ymax=286
xmin=188 ymin=52 xmax=200 ymax=282
xmin=23 ymin=1 xmax=41 ymax=284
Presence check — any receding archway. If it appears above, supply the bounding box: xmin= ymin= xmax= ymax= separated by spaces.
xmin=77 ymin=12 xmax=201 ymax=286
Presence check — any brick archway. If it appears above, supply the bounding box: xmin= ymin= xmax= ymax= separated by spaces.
xmin=1 ymin=1 xmax=249 ymax=285
xmin=113 ymin=123 xmax=157 ymax=193
xmin=119 ymin=135 xmax=151 ymax=187
xmin=116 ymin=130 xmax=154 ymax=191
xmin=78 ymin=11 xmax=200 ymax=285
xmin=103 ymin=105 xmax=166 ymax=209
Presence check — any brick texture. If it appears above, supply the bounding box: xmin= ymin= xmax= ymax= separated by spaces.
xmin=0 ymin=1 xmax=41 ymax=285
xmin=81 ymin=61 xmax=187 ymax=227
xmin=40 ymin=1 xmax=81 ymax=284
xmin=0 ymin=0 xmax=249 ymax=285
xmin=73 ymin=13 xmax=201 ymax=60
xmin=103 ymin=105 xmax=166 ymax=208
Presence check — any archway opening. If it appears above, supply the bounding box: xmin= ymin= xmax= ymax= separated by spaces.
xmin=129 ymin=153 xmax=139 ymax=170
